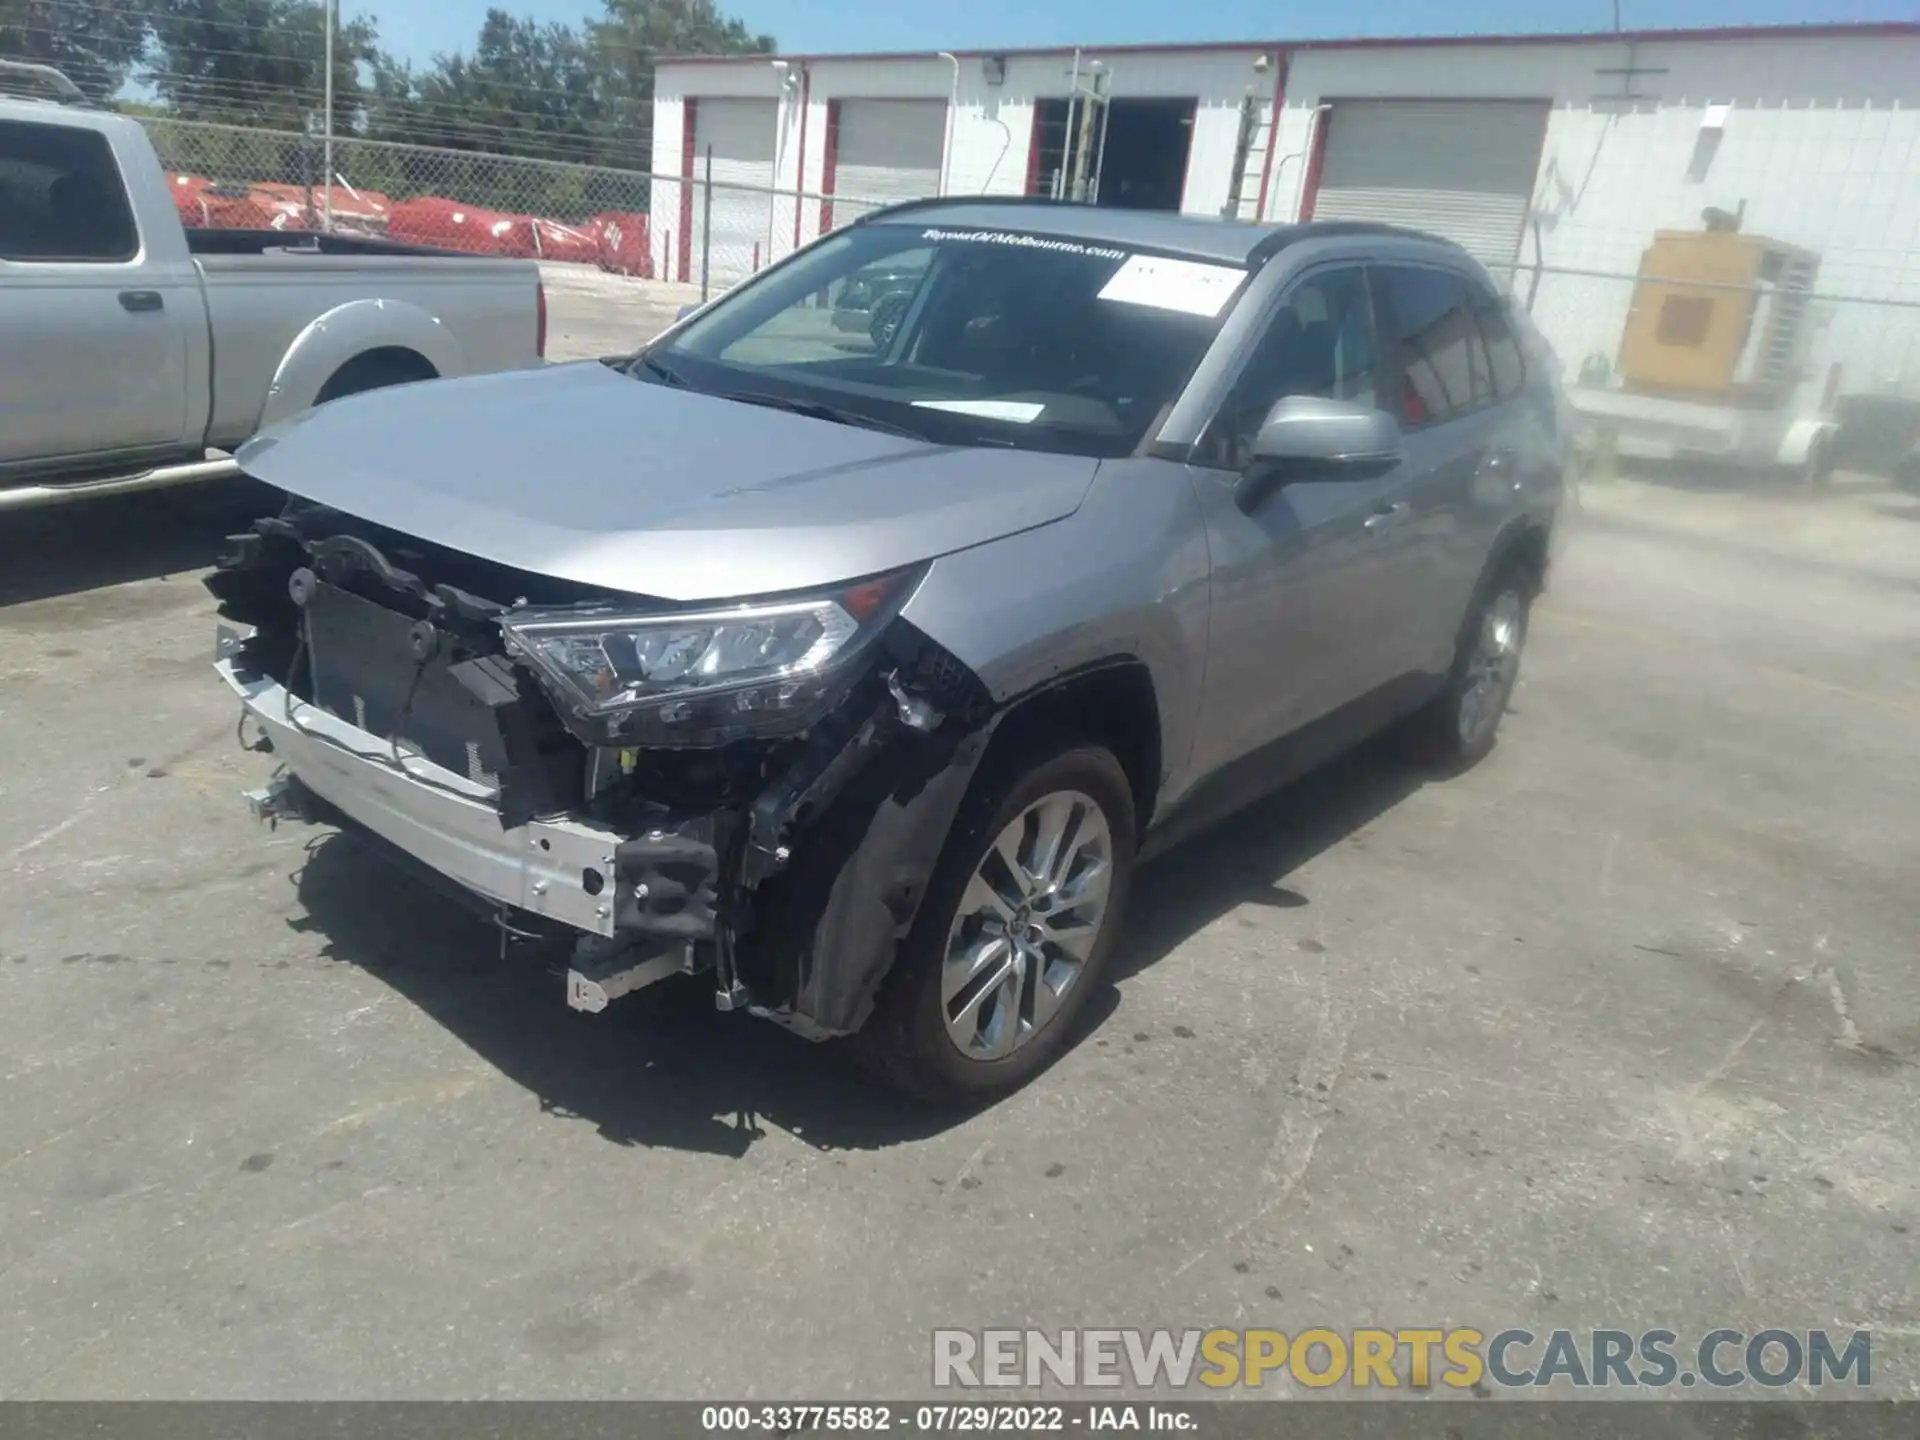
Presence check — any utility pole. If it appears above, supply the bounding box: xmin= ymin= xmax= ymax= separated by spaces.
xmin=321 ymin=0 xmax=335 ymax=230
xmin=1058 ymin=48 xmax=1081 ymax=200
xmin=1069 ymin=66 xmax=1104 ymax=202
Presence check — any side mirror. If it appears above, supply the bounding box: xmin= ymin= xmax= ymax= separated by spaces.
xmin=676 ymin=303 xmax=701 ymax=322
xmin=1236 ymin=396 xmax=1403 ymax=511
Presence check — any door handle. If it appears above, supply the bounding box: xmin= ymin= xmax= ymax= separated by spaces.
xmin=1363 ymin=501 xmax=1410 ymax=535
xmin=119 ymin=290 xmax=164 ymax=313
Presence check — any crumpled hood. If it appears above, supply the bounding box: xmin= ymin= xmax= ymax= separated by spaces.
xmin=237 ymin=361 xmax=1101 ymax=602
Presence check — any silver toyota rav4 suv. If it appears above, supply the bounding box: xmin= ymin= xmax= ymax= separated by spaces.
xmin=211 ymin=198 xmax=1568 ymax=1104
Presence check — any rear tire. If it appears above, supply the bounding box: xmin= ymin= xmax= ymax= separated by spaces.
xmin=1797 ymin=432 xmax=1836 ymax=491
xmin=854 ymin=736 xmax=1136 ymax=1106
xmin=1399 ymin=562 xmax=1532 ymax=772
xmin=314 ymin=351 xmax=438 ymax=405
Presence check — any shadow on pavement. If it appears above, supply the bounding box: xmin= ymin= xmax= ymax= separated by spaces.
xmin=1111 ymin=739 xmax=1426 ymax=986
xmin=0 ymin=480 xmax=279 ymax=608
xmin=288 ymin=736 xmax=1427 ymax=1157
xmin=289 ymin=831 xmax=965 ymax=1156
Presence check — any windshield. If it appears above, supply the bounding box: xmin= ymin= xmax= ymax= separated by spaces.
xmin=642 ymin=222 xmax=1250 ymax=458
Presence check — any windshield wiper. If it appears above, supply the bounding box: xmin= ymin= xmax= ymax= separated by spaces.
xmin=713 ymin=390 xmax=932 ymax=442
xmin=631 ymin=353 xmax=687 ymax=387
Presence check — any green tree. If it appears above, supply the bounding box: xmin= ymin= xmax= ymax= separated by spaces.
xmin=146 ymin=0 xmax=380 ymax=132
xmin=365 ymin=0 xmax=773 ymax=183
xmin=377 ymin=10 xmax=609 ymax=161
xmin=0 ymin=0 xmax=150 ymax=101
xmin=588 ymin=0 xmax=774 ymax=162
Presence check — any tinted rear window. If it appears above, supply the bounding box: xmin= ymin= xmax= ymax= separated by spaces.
xmin=1375 ymin=266 xmax=1489 ymax=427
xmin=0 ymin=119 xmax=138 ymax=263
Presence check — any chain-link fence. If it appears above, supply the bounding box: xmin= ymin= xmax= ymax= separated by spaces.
xmin=132 ymin=117 xmax=1920 ymax=480
xmin=140 ymin=116 xmax=892 ymax=297
xmin=650 ymin=163 xmax=888 ymax=296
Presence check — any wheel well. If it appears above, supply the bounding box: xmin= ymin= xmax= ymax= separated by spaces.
xmin=986 ymin=662 xmax=1163 ymax=837
xmin=1491 ymin=520 xmax=1551 ymax=598
xmin=316 ymin=347 xmax=439 ymax=403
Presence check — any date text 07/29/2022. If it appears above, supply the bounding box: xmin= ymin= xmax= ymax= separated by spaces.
xmin=700 ymin=1404 xmax=1193 ymax=1432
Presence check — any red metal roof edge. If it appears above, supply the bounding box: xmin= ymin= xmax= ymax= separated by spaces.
xmin=654 ymin=22 xmax=1920 ymax=68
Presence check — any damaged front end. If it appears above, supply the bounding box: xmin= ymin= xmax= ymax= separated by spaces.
xmin=206 ymin=499 xmax=996 ymax=1037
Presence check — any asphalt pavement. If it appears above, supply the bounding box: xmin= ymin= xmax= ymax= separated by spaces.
xmin=0 ymin=307 xmax=1916 ymax=1399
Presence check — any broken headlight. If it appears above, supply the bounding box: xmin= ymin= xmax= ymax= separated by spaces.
xmin=498 ymin=572 xmax=916 ymax=745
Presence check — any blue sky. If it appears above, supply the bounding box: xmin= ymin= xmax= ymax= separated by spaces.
xmin=372 ymin=0 xmax=1913 ymax=69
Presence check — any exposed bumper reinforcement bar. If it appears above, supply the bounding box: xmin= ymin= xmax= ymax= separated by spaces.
xmin=217 ymin=658 xmax=625 ymax=938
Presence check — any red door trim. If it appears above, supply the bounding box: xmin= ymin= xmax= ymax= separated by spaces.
xmin=678 ymin=98 xmax=697 ymax=283
xmin=818 ymin=99 xmax=841 ymax=234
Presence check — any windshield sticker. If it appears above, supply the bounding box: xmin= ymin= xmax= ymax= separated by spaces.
xmin=921 ymin=227 xmax=1127 ymax=261
xmin=913 ymin=399 xmax=1047 ymax=423
xmin=1097 ymin=254 xmax=1245 ymax=317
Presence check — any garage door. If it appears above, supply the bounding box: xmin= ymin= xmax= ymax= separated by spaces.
xmin=830 ymin=100 xmax=945 ymax=229
xmin=1309 ymin=100 xmax=1547 ymax=269
xmin=690 ymin=98 xmax=777 ymax=284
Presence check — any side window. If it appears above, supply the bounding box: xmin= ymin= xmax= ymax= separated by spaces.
xmin=1376 ymin=267 xmax=1488 ymax=427
xmin=0 ymin=120 xmax=139 ymax=264
xmin=1470 ymin=280 xmax=1527 ymax=400
xmin=1203 ymin=266 xmax=1377 ymax=468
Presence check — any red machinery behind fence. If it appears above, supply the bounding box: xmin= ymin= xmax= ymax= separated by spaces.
xmin=169 ymin=175 xmax=652 ymax=278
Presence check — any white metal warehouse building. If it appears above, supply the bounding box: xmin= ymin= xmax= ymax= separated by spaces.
xmin=650 ymin=21 xmax=1920 ymax=400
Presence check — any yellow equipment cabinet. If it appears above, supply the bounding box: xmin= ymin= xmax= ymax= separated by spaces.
xmin=1617 ymin=230 xmax=1820 ymax=404
xmin=1567 ymin=225 xmax=1838 ymax=483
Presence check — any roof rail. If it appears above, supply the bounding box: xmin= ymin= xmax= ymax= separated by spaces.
xmin=0 ymin=59 xmax=89 ymax=104
xmin=851 ymin=194 xmax=1110 ymax=226
xmin=1246 ymin=219 xmax=1470 ymax=268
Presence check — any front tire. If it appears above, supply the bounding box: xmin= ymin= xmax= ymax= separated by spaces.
xmin=1401 ymin=565 xmax=1532 ymax=771
xmin=856 ymin=738 xmax=1137 ymax=1106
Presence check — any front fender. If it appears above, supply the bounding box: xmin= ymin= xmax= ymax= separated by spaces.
xmin=743 ymin=715 xmax=1002 ymax=1038
xmin=899 ymin=457 xmax=1212 ymax=806
xmin=257 ymin=298 xmax=471 ymax=431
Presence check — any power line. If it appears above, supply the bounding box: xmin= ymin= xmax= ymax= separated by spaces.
xmin=140 ymin=66 xmax=648 ymax=130
xmin=150 ymin=103 xmax=651 ymax=159
xmin=16 ymin=0 xmax=763 ymax=73
xmin=1 ymin=39 xmax=660 ymax=162
xmin=153 ymin=117 xmax=656 ymax=170
xmin=145 ymin=104 xmax=658 ymax=171
xmin=3 ymin=19 xmax=675 ymax=115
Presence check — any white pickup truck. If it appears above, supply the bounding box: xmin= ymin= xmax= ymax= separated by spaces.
xmin=0 ymin=65 xmax=547 ymax=510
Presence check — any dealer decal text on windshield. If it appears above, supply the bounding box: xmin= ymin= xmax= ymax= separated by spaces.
xmin=920 ymin=227 xmax=1128 ymax=261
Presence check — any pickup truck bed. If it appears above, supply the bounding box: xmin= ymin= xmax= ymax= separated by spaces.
xmin=0 ymin=88 xmax=546 ymax=510
xmin=182 ymin=229 xmax=478 ymax=258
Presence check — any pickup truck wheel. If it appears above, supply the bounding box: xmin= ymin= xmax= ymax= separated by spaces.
xmin=1401 ymin=568 xmax=1532 ymax=771
xmin=314 ymin=350 xmax=438 ymax=405
xmin=855 ymin=739 xmax=1136 ymax=1106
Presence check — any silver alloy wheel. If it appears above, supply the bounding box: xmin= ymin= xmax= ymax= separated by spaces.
xmin=941 ymin=790 xmax=1114 ymax=1061
xmin=1457 ymin=589 xmax=1525 ymax=745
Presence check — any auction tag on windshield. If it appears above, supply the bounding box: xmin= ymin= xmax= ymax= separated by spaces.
xmin=914 ymin=399 xmax=1047 ymax=423
xmin=1098 ymin=255 xmax=1244 ymax=317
